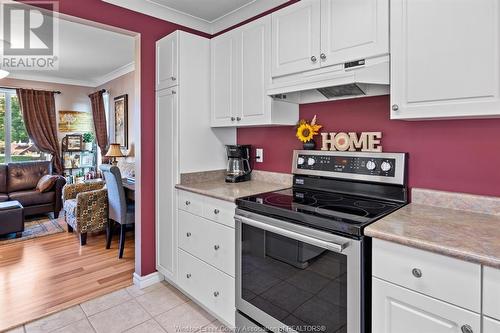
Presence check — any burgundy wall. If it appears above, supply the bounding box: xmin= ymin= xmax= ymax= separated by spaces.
xmin=238 ymin=95 xmax=500 ymax=197
xmin=21 ymin=0 xmax=209 ymax=276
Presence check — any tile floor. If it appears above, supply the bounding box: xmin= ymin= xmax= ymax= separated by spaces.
xmin=6 ymin=282 xmax=230 ymax=333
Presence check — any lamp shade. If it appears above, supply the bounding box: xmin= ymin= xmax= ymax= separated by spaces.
xmin=105 ymin=143 xmax=124 ymax=157
xmin=0 ymin=69 xmax=9 ymax=79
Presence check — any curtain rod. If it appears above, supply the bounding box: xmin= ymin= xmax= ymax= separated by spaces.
xmin=0 ymin=86 xmax=61 ymax=94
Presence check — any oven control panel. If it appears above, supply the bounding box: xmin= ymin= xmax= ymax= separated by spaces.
xmin=293 ymin=150 xmax=406 ymax=185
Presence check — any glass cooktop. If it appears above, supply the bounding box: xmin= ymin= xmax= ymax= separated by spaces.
xmin=236 ymin=188 xmax=405 ymax=237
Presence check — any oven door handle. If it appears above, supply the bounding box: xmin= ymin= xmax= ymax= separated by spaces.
xmin=235 ymin=215 xmax=348 ymax=253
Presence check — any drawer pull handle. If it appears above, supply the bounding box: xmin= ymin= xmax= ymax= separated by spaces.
xmin=412 ymin=268 xmax=422 ymax=278
xmin=461 ymin=325 xmax=473 ymax=333
xmin=214 ymin=245 xmax=220 ymax=251
xmin=214 ymin=209 xmax=220 ymax=215
xmin=186 ymin=232 xmax=192 ymax=237
xmin=186 ymin=273 xmax=191 ymax=279
xmin=213 ymin=291 xmax=220 ymax=297
xmin=185 ymin=200 xmax=191 ymax=206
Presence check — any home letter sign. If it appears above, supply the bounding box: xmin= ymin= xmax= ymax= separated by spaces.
xmin=321 ymin=132 xmax=382 ymax=152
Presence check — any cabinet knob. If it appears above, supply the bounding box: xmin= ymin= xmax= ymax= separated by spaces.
xmin=214 ymin=245 xmax=220 ymax=250
xmin=320 ymin=53 xmax=326 ymax=60
xmin=171 ymin=90 xmax=176 ymax=95
xmin=236 ymin=117 xmax=241 ymax=121
xmin=186 ymin=273 xmax=191 ymax=279
xmin=231 ymin=117 xmax=235 ymax=121
xmin=412 ymin=268 xmax=422 ymax=278
xmin=185 ymin=200 xmax=190 ymax=206
xmin=171 ymin=76 xmax=176 ymax=81
xmin=213 ymin=291 xmax=220 ymax=297
xmin=310 ymin=55 xmax=317 ymax=62
xmin=461 ymin=325 xmax=473 ymax=333
xmin=186 ymin=232 xmax=192 ymax=237
xmin=214 ymin=209 xmax=220 ymax=215
xmin=392 ymin=104 xmax=399 ymax=111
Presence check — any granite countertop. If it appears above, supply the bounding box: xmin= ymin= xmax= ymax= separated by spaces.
xmin=175 ymin=170 xmax=292 ymax=202
xmin=365 ymin=188 xmax=500 ymax=268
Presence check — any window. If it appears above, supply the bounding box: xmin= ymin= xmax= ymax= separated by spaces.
xmin=0 ymin=89 xmax=50 ymax=163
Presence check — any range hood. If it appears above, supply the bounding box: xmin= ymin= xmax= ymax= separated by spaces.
xmin=268 ymin=55 xmax=389 ymax=104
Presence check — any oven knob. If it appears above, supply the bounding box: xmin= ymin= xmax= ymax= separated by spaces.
xmin=297 ymin=157 xmax=305 ymax=165
xmin=381 ymin=161 xmax=392 ymax=172
xmin=366 ymin=160 xmax=376 ymax=170
xmin=307 ymin=158 xmax=316 ymax=166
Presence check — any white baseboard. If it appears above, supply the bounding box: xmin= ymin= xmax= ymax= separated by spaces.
xmin=133 ymin=271 xmax=164 ymax=289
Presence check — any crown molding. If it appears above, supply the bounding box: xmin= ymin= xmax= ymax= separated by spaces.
xmin=94 ymin=62 xmax=135 ymax=87
xmin=7 ymin=72 xmax=96 ymax=87
xmin=102 ymin=0 xmax=290 ymax=35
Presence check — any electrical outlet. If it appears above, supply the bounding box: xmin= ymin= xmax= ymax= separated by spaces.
xmin=256 ymin=148 xmax=264 ymax=163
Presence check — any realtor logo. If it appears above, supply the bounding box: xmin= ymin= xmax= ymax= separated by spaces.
xmin=0 ymin=0 xmax=59 ymax=70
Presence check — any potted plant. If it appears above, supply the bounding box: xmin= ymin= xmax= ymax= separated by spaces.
xmin=82 ymin=132 xmax=94 ymax=151
xmin=296 ymin=115 xmax=322 ymax=150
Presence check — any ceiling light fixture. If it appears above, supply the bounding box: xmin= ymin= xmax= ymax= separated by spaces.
xmin=0 ymin=69 xmax=10 ymax=79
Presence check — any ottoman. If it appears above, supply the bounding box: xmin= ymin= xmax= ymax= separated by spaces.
xmin=0 ymin=201 xmax=24 ymax=238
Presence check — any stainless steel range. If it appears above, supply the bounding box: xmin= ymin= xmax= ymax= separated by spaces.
xmin=235 ymin=150 xmax=408 ymax=333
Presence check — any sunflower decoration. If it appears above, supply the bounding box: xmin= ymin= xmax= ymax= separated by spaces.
xmin=296 ymin=115 xmax=322 ymax=143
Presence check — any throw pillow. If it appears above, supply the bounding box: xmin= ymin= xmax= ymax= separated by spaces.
xmin=36 ymin=175 xmax=57 ymax=193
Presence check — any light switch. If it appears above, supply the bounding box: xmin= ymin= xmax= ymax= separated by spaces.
xmin=256 ymin=148 xmax=263 ymax=163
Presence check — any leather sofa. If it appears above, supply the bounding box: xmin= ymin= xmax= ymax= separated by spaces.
xmin=0 ymin=161 xmax=66 ymax=217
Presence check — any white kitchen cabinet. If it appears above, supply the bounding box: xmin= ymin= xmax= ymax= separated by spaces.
xmin=211 ymin=16 xmax=298 ymax=127
xmin=319 ymin=0 xmax=388 ymax=67
xmin=390 ymin=0 xmax=500 ymax=120
xmin=483 ymin=266 xmax=500 ymax=320
xmin=484 ymin=316 xmax=500 ymax=333
xmin=155 ymin=87 xmax=178 ymax=281
xmin=155 ymin=31 xmax=236 ymax=283
xmin=156 ymin=33 xmax=178 ymax=90
xmin=372 ymin=277 xmax=480 ymax=333
xmin=271 ymin=0 xmax=321 ymax=77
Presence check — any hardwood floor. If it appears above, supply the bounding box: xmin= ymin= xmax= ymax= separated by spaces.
xmin=0 ymin=223 xmax=135 ymax=332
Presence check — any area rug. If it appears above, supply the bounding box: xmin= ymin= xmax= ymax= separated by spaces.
xmin=0 ymin=214 xmax=66 ymax=245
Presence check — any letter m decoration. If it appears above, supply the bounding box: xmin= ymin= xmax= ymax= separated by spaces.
xmin=2 ymin=1 xmax=57 ymax=56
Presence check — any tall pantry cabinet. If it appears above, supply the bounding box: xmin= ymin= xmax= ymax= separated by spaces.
xmin=155 ymin=31 xmax=235 ymax=282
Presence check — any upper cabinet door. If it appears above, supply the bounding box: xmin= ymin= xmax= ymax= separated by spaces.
xmin=271 ymin=0 xmax=321 ymax=77
xmin=211 ymin=31 xmax=240 ymax=126
xmin=320 ymin=0 xmax=388 ymax=67
xmin=156 ymin=33 xmax=178 ymax=90
xmin=391 ymin=0 xmax=500 ymax=120
xmin=239 ymin=16 xmax=271 ymax=125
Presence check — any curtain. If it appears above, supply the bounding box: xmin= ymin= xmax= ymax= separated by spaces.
xmin=89 ymin=90 xmax=109 ymax=163
xmin=16 ymin=88 xmax=63 ymax=174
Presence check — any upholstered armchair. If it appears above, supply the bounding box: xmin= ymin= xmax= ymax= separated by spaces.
xmin=62 ymin=181 xmax=108 ymax=246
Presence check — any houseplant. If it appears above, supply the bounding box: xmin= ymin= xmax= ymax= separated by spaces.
xmin=82 ymin=132 xmax=94 ymax=151
xmin=296 ymin=115 xmax=322 ymax=150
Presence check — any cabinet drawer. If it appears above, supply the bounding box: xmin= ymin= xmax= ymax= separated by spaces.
xmin=178 ymin=249 xmax=235 ymax=327
xmin=178 ymin=210 xmax=235 ymax=276
xmin=372 ymin=239 xmax=481 ymax=312
xmin=372 ymin=277 xmax=480 ymax=333
xmin=484 ymin=266 xmax=500 ymax=319
xmin=178 ymin=190 xmax=203 ymax=216
xmin=484 ymin=316 xmax=500 ymax=333
xmin=202 ymin=196 xmax=236 ymax=228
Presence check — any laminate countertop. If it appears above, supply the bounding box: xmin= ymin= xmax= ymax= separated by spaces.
xmin=175 ymin=170 xmax=292 ymax=203
xmin=365 ymin=188 xmax=500 ymax=268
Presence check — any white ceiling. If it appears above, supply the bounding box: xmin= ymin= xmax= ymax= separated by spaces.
xmin=103 ymin=0 xmax=290 ymax=34
xmin=150 ymin=0 xmax=257 ymax=22
xmin=5 ymin=9 xmax=135 ymax=87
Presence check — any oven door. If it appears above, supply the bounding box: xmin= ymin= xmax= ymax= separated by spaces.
xmin=235 ymin=209 xmax=362 ymax=333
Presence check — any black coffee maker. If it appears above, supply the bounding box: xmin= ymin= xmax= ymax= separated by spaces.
xmin=225 ymin=145 xmax=252 ymax=183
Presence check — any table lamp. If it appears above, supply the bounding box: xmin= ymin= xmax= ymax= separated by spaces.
xmin=105 ymin=143 xmax=124 ymax=165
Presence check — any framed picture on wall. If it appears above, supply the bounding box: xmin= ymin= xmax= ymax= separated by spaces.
xmin=114 ymin=94 xmax=128 ymax=149
xmin=64 ymin=134 xmax=83 ymax=151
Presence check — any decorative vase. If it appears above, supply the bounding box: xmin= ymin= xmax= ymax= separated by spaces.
xmin=303 ymin=139 xmax=316 ymax=150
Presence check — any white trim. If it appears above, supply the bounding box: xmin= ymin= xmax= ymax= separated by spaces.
xmin=102 ymin=0 xmax=290 ymax=34
xmin=7 ymin=72 xmax=97 ymax=87
xmin=94 ymin=62 xmax=135 ymax=86
xmin=133 ymin=271 xmax=164 ymax=289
